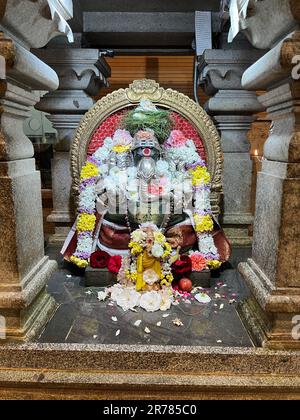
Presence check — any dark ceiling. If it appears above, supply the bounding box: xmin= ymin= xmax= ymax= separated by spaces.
xmin=79 ymin=0 xmax=221 ymax=13
xmin=71 ymin=0 xmax=222 ymax=50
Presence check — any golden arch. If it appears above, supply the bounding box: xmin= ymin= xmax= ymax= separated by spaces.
xmin=70 ymin=79 xmax=223 ymax=218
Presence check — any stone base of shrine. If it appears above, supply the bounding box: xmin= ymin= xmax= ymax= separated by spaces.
xmin=0 ymin=258 xmax=58 ymax=342
xmin=222 ymin=214 xmax=253 ymax=248
xmin=85 ymin=268 xmax=212 ymax=289
xmin=238 ymin=259 xmax=300 ymax=350
xmin=0 ymin=343 xmax=299 ymax=400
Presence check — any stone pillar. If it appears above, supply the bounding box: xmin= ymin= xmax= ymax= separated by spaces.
xmin=199 ymin=49 xmax=264 ymax=246
xmin=0 ymin=0 xmax=73 ymax=341
xmin=35 ymin=49 xmax=111 ymax=243
xmin=238 ymin=19 xmax=300 ymax=348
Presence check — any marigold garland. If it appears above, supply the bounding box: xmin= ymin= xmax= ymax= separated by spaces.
xmin=194 ymin=214 xmax=214 ymax=233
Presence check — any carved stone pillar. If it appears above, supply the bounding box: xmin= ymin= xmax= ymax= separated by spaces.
xmin=199 ymin=48 xmax=264 ymax=246
xmin=0 ymin=0 xmax=73 ymax=341
xmin=35 ymin=49 xmax=110 ymax=242
xmin=238 ymin=23 xmax=300 ymax=348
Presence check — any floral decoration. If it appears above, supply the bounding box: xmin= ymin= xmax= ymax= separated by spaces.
xmin=90 ymin=250 xmax=111 ymax=269
xmin=108 ymin=255 xmax=123 ymax=274
xmin=124 ymin=224 xmax=174 ymax=289
xmin=189 ymin=252 xmax=207 ymax=272
xmin=171 ymin=255 xmax=192 ymax=276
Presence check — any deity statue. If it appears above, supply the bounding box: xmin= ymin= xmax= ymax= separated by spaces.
xmin=62 ymin=100 xmax=230 ymax=295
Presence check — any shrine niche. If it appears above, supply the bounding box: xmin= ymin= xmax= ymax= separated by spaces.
xmin=62 ymin=80 xmax=229 ymax=313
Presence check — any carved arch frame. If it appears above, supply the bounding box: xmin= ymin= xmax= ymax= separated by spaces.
xmin=71 ymin=80 xmax=224 ymax=218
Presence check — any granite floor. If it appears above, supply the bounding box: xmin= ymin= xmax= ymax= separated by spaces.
xmin=38 ymin=246 xmax=254 ymax=347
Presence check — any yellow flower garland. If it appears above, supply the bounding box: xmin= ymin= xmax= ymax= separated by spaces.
xmin=70 ymin=255 xmax=89 ymax=269
xmin=112 ymin=145 xmax=131 ymax=154
xmin=77 ymin=213 xmax=97 ymax=233
xmin=207 ymin=260 xmax=222 ymax=270
xmin=80 ymin=162 xmax=99 ymax=180
xmin=194 ymin=214 xmax=214 ymax=233
xmin=189 ymin=166 xmax=211 ymax=187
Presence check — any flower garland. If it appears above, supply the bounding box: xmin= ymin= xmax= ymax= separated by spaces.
xmin=70 ymin=156 xmax=100 ymax=268
xmin=70 ymin=130 xmax=134 ymax=268
xmin=165 ymin=130 xmax=221 ymax=270
xmin=124 ymin=224 xmax=174 ymax=290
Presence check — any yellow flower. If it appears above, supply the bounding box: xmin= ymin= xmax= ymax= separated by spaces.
xmin=189 ymin=166 xmax=211 ymax=186
xmin=80 ymin=162 xmax=99 ymax=180
xmin=194 ymin=214 xmax=214 ymax=233
xmin=70 ymin=256 xmax=89 ymax=269
xmin=207 ymin=260 xmax=222 ymax=270
xmin=77 ymin=213 xmax=96 ymax=233
xmin=129 ymin=241 xmax=143 ymax=256
xmin=154 ymin=232 xmax=166 ymax=245
xmin=113 ymin=145 xmax=131 ymax=154
xmin=130 ymin=272 xmax=138 ymax=281
xmin=161 ymin=279 xmax=170 ymax=287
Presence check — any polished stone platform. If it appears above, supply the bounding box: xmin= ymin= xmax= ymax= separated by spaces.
xmin=38 ymin=246 xmax=253 ymax=347
xmin=85 ymin=266 xmax=211 ymax=288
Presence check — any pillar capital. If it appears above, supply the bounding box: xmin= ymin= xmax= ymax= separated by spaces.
xmin=35 ymin=49 xmax=111 ymax=115
xmin=0 ymin=0 xmax=73 ymax=49
xmin=199 ymin=49 xmax=264 ymax=95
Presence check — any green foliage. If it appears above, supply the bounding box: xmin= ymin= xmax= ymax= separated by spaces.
xmin=121 ymin=109 xmax=173 ymax=143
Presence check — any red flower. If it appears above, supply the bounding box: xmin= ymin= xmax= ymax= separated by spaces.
xmin=90 ymin=251 xmax=110 ymax=269
xmin=108 ymin=255 xmax=122 ymax=274
xmin=171 ymin=255 xmax=192 ymax=276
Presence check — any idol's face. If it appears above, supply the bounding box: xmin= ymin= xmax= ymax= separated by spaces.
xmin=133 ymin=146 xmax=160 ymax=166
xmin=133 ymin=146 xmax=161 ymax=182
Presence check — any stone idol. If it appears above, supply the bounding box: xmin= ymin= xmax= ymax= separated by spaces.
xmin=62 ymin=81 xmax=231 ymax=313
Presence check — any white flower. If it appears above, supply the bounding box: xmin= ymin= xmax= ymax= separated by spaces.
xmin=165 ymin=145 xmax=200 ymax=166
xmin=115 ymin=289 xmax=141 ymax=311
xmin=97 ymin=291 xmax=108 ymax=301
xmin=127 ymin=167 xmax=137 ymax=179
xmin=140 ymin=291 xmax=162 ymax=312
xmin=104 ymin=137 xmax=113 ymax=148
xmin=79 ymin=185 xmax=96 ymax=209
xmin=156 ymin=160 xmax=169 ymax=176
xmin=195 ymin=293 xmax=211 ymax=304
xmin=151 ymin=243 xmax=164 ymax=258
xmin=143 ymin=269 xmax=159 ymax=286
xmin=99 ymin=164 xmax=109 ymax=176
xmin=110 ymin=284 xmax=125 ymax=301
xmin=186 ymin=139 xmax=197 ymax=150
xmin=198 ymin=234 xmax=218 ymax=256
xmin=94 ymin=146 xmax=110 ymax=161
xmin=160 ymin=290 xmax=172 ymax=311
xmin=77 ymin=236 xmax=93 ymax=253
xmin=132 ymin=112 xmax=147 ymax=121
xmin=136 ymin=99 xmax=158 ymax=113
xmin=131 ymin=229 xmax=147 ymax=243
